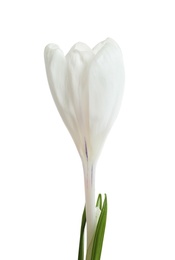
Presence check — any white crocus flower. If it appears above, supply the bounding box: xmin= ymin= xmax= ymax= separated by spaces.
xmin=44 ymin=38 xmax=124 ymax=250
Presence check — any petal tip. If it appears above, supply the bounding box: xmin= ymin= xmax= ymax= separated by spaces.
xmin=44 ymin=43 xmax=64 ymax=57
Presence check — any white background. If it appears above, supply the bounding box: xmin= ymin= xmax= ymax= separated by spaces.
xmin=0 ymin=0 xmax=175 ymax=259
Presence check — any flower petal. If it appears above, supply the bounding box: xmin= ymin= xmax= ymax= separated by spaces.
xmin=88 ymin=39 xmax=125 ymax=160
xmin=44 ymin=44 xmax=66 ymax=109
xmin=44 ymin=44 xmax=82 ymax=154
xmin=92 ymin=38 xmax=119 ymax=54
xmin=65 ymin=46 xmax=94 ymax=159
xmin=68 ymin=42 xmax=92 ymax=53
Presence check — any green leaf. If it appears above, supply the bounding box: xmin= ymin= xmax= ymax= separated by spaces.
xmin=78 ymin=206 xmax=86 ymax=260
xmin=91 ymin=194 xmax=107 ymax=260
xmin=96 ymin=194 xmax=102 ymax=210
xmin=78 ymin=194 xmax=108 ymax=260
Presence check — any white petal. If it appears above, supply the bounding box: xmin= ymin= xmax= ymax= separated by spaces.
xmin=88 ymin=40 xmax=125 ymax=160
xmin=65 ymin=46 xmax=94 ymax=159
xmin=68 ymin=42 xmax=92 ymax=53
xmin=44 ymin=44 xmax=66 ymax=109
xmin=44 ymin=44 xmax=82 ymax=154
xmin=93 ymin=37 xmax=119 ymax=54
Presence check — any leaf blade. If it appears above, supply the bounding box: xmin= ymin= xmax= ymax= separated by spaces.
xmin=91 ymin=194 xmax=107 ymax=260
xmin=78 ymin=206 xmax=86 ymax=260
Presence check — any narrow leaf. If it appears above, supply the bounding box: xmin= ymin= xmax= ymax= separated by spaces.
xmin=96 ymin=194 xmax=102 ymax=210
xmin=78 ymin=206 xmax=86 ymax=260
xmin=91 ymin=194 xmax=107 ymax=260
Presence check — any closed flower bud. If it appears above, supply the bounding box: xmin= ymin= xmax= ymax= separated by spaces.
xmin=44 ymin=38 xmax=124 ymax=251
